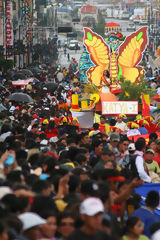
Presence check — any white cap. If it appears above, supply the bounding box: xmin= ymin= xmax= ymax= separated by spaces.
xmin=157 ymin=88 xmax=160 ymax=95
xmin=49 ymin=136 xmax=58 ymax=143
xmin=80 ymin=197 xmax=104 ymax=216
xmin=19 ymin=212 xmax=46 ymax=231
xmin=146 ymin=149 xmax=155 ymax=155
xmin=128 ymin=143 xmax=136 ymax=151
xmin=0 ymin=187 xmax=12 ymax=199
xmin=64 ymin=85 xmax=70 ymax=90
xmin=40 ymin=139 xmax=48 ymax=145
xmin=152 ymin=229 xmax=160 ymax=240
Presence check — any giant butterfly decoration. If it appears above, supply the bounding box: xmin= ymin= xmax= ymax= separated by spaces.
xmin=83 ymin=27 xmax=148 ymax=87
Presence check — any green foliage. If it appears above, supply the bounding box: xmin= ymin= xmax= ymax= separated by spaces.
xmin=0 ymin=58 xmax=14 ymax=71
xmin=82 ymin=82 xmax=99 ymax=94
xmin=119 ymin=77 xmax=156 ymax=102
xmin=72 ymin=8 xmax=78 ymax=18
xmin=93 ymin=12 xmax=105 ymax=37
xmin=35 ymin=0 xmax=47 ymax=10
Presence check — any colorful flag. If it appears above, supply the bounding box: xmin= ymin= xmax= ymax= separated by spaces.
xmin=142 ymin=93 xmax=150 ymax=117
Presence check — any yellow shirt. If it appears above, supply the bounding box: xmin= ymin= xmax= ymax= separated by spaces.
xmin=146 ymin=161 xmax=160 ymax=174
xmin=99 ymin=123 xmax=110 ymax=135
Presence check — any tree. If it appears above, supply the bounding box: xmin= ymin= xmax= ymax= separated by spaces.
xmin=119 ymin=78 xmax=156 ymax=103
xmin=0 ymin=58 xmax=14 ymax=71
xmin=93 ymin=12 xmax=105 ymax=37
xmin=72 ymin=8 xmax=78 ymax=18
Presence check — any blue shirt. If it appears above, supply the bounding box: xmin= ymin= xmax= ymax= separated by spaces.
xmin=132 ymin=206 xmax=158 ymax=237
xmin=138 ymin=127 xmax=148 ymax=135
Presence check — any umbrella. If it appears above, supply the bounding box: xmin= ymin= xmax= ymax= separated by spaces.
xmin=0 ymin=104 xmax=7 ymax=111
xmin=41 ymin=64 xmax=47 ymax=68
xmin=30 ymin=67 xmax=41 ymax=74
xmin=14 ymin=73 xmax=27 ymax=80
xmin=0 ymin=84 xmax=9 ymax=98
xmin=8 ymin=93 xmax=33 ymax=103
xmin=20 ymin=69 xmax=33 ymax=77
xmin=46 ymin=83 xmax=58 ymax=92
xmin=33 ymin=78 xmax=40 ymax=84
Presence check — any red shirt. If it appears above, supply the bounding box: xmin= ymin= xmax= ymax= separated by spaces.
xmin=153 ymin=153 xmax=160 ymax=167
xmin=99 ymin=124 xmax=106 ymax=133
xmin=45 ymin=128 xmax=58 ymax=139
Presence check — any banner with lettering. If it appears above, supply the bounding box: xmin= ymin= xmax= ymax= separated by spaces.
xmin=102 ymin=101 xmax=138 ymax=115
xmin=5 ymin=0 xmax=14 ymax=59
xmin=0 ymin=0 xmax=3 ymax=46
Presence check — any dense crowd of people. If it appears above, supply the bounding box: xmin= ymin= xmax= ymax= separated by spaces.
xmin=0 ymin=61 xmax=159 ymax=240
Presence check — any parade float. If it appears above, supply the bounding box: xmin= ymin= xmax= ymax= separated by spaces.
xmin=153 ymin=46 xmax=160 ymax=69
xmin=71 ymin=25 xmax=149 ymax=127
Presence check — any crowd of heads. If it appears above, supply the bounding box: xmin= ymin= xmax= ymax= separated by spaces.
xmin=0 ymin=64 xmax=159 ymax=240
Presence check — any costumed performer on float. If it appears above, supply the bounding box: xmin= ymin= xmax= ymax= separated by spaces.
xmin=100 ymin=70 xmax=111 ymax=93
xmin=115 ymin=114 xmax=128 ymax=133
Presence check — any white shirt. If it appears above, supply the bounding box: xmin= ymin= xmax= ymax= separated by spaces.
xmin=135 ymin=150 xmax=151 ymax=183
xmin=57 ymin=72 xmax=63 ymax=82
xmin=115 ymin=121 xmax=128 ymax=132
xmin=150 ymin=82 xmax=157 ymax=89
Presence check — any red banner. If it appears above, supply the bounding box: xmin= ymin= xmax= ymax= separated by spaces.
xmin=128 ymin=132 xmax=160 ymax=143
xmin=5 ymin=0 xmax=14 ymax=59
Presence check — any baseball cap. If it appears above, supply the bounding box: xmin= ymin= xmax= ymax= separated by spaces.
xmin=101 ymin=169 xmax=125 ymax=182
xmin=146 ymin=149 xmax=155 ymax=155
xmin=64 ymin=85 xmax=70 ymax=90
xmin=32 ymin=114 xmax=39 ymax=119
xmin=0 ymin=187 xmax=12 ymax=199
xmin=152 ymin=229 xmax=160 ymax=240
xmin=9 ymin=116 xmax=15 ymax=121
xmin=43 ymin=119 xmax=49 ymax=125
xmin=110 ymin=132 xmax=120 ymax=142
xmin=80 ymin=179 xmax=99 ymax=197
xmin=49 ymin=136 xmax=58 ymax=143
xmin=101 ymin=150 xmax=114 ymax=156
xmin=128 ymin=143 xmax=136 ymax=151
xmin=40 ymin=139 xmax=48 ymax=145
xmin=80 ymin=197 xmax=104 ymax=216
xmin=19 ymin=212 xmax=46 ymax=231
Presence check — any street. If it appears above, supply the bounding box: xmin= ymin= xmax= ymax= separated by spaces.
xmin=57 ymin=18 xmax=144 ymax=68
xmin=57 ymin=34 xmax=83 ymax=68
xmin=58 ymin=48 xmax=83 ymax=68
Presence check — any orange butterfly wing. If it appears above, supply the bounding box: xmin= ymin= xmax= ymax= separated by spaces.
xmin=118 ymin=27 xmax=148 ymax=82
xmin=84 ymin=28 xmax=109 ymax=87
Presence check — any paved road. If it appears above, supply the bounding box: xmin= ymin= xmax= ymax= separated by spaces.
xmin=58 ymin=48 xmax=83 ymax=68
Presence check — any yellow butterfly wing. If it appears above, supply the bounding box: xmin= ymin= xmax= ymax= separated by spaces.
xmin=118 ymin=27 xmax=148 ymax=82
xmin=84 ymin=28 xmax=109 ymax=87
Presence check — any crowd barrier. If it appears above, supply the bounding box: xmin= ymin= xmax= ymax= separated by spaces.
xmin=128 ymin=132 xmax=160 ymax=143
xmin=135 ymin=183 xmax=160 ymax=220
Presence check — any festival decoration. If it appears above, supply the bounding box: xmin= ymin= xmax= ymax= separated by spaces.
xmin=71 ymin=93 xmax=99 ymax=112
xmin=82 ymin=27 xmax=148 ymax=88
xmin=79 ymin=48 xmax=94 ymax=84
xmin=142 ymin=93 xmax=150 ymax=117
xmin=5 ymin=0 xmax=14 ymax=59
xmin=116 ymin=114 xmax=127 ymax=120
xmin=137 ymin=119 xmax=149 ymax=127
xmin=127 ymin=122 xmax=139 ymax=129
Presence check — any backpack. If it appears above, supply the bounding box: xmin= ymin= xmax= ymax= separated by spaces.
xmin=124 ymin=154 xmax=140 ymax=179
